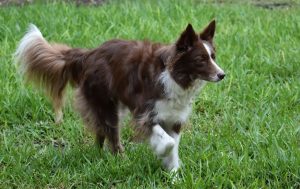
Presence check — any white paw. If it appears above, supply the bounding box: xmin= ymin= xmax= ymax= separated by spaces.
xmin=150 ymin=125 xmax=175 ymax=157
xmin=163 ymin=156 xmax=181 ymax=173
xmin=55 ymin=110 xmax=63 ymax=124
xmin=163 ymin=158 xmax=180 ymax=170
xmin=156 ymin=137 xmax=175 ymax=157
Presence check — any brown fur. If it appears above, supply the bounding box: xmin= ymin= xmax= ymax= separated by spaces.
xmin=15 ymin=33 xmax=72 ymax=123
xmin=15 ymin=21 xmax=223 ymax=153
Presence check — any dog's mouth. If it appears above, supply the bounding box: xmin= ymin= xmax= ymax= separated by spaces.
xmin=193 ymin=72 xmax=226 ymax=82
xmin=210 ymin=72 xmax=226 ymax=82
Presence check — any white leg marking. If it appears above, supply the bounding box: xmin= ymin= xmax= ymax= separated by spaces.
xmin=149 ymin=125 xmax=175 ymax=157
xmin=55 ymin=109 xmax=63 ymax=124
xmin=163 ymin=132 xmax=181 ymax=172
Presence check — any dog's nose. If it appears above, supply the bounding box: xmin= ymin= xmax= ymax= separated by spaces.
xmin=217 ymin=73 xmax=225 ymax=80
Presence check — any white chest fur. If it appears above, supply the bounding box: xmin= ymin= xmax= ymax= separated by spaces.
xmin=154 ymin=70 xmax=206 ymax=127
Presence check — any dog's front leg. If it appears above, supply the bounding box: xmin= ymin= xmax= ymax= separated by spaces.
xmin=162 ymin=131 xmax=180 ymax=172
xmin=149 ymin=124 xmax=175 ymax=158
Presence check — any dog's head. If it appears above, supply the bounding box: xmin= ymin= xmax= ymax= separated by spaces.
xmin=169 ymin=20 xmax=225 ymax=88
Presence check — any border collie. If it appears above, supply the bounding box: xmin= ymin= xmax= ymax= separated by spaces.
xmin=15 ymin=20 xmax=225 ymax=172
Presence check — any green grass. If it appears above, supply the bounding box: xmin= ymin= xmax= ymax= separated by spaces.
xmin=1 ymin=0 xmax=300 ymax=188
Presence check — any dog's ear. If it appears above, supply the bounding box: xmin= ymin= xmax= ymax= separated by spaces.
xmin=200 ymin=20 xmax=216 ymax=43
xmin=176 ymin=24 xmax=198 ymax=52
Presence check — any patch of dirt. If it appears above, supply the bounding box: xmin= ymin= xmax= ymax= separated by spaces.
xmin=1 ymin=0 xmax=298 ymax=9
xmin=254 ymin=2 xmax=293 ymax=9
xmin=0 ymin=0 xmax=106 ymax=6
xmin=0 ymin=0 xmax=32 ymax=6
xmin=74 ymin=0 xmax=105 ymax=6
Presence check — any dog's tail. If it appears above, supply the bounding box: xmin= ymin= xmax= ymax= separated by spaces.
xmin=14 ymin=24 xmax=86 ymax=123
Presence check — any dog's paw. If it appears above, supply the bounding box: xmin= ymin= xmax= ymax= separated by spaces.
xmin=112 ymin=144 xmax=125 ymax=154
xmin=157 ymin=137 xmax=175 ymax=157
xmin=54 ymin=110 xmax=63 ymax=124
xmin=150 ymin=125 xmax=175 ymax=157
xmin=152 ymin=135 xmax=175 ymax=157
xmin=163 ymin=157 xmax=180 ymax=170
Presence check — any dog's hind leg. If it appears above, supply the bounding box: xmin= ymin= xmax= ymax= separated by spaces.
xmin=94 ymin=109 xmax=123 ymax=153
xmin=93 ymin=108 xmax=123 ymax=153
xmin=75 ymin=81 xmax=124 ymax=154
xmin=95 ymin=130 xmax=105 ymax=148
xmin=53 ymin=95 xmax=64 ymax=124
xmin=51 ymin=76 xmax=68 ymax=124
xmin=105 ymin=126 xmax=124 ymax=153
xmin=52 ymin=81 xmax=68 ymax=124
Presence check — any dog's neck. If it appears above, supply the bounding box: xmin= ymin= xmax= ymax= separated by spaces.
xmin=156 ymin=44 xmax=175 ymax=66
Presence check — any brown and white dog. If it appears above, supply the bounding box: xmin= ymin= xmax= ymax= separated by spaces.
xmin=15 ymin=20 xmax=225 ymax=172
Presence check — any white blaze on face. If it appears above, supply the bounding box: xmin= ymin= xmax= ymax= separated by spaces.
xmin=203 ymin=42 xmax=225 ymax=81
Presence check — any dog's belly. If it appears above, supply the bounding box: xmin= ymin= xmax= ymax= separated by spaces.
xmin=154 ymin=98 xmax=192 ymax=127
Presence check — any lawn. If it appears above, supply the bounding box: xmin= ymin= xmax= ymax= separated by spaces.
xmin=0 ymin=0 xmax=299 ymax=188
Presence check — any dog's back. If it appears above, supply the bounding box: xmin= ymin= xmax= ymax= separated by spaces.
xmin=78 ymin=40 xmax=168 ymax=110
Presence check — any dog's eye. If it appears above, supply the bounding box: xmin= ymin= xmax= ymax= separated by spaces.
xmin=211 ymin=53 xmax=216 ymax=60
xmin=195 ymin=56 xmax=207 ymax=62
xmin=195 ymin=60 xmax=205 ymax=67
